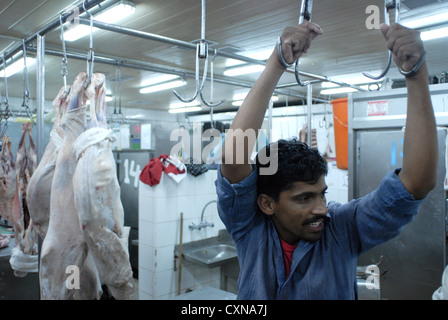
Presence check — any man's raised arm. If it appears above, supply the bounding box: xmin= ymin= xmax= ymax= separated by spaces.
xmin=220 ymin=22 xmax=323 ymax=184
xmin=382 ymin=23 xmax=438 ymax=199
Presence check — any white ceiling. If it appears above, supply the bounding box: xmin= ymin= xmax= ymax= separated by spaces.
xmin=0 ymin=0 xmax=447 ymax=116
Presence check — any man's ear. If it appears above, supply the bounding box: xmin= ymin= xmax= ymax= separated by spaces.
xmin=257 ymin=193 xmax=276 ymax=216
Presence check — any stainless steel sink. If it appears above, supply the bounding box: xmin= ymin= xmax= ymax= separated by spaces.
xmin=175 ymin=232 xmax=238 ymax=268
xmin=185 ymin=244 xmax=237 ymax=268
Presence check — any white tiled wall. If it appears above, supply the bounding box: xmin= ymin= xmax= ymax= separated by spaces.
xmin=326 ymin=161 xmax=349 ymax=204
xmin=138 ymin=169 xmax=226 ymax=300
xmin=138 ymin=161 xmax=348 ymax=300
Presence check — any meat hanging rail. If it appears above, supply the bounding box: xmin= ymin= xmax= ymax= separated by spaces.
xmin=76 ymin=17 xmax=368 ymax=92
xmin=0 ymin=0 xmax=107 ymax=163
xmin=1 ymin=0 xmax=369 ymax=164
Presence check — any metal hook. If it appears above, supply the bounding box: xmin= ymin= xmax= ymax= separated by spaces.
xmin=59 ymin=13 xmax=70 ymax=97
xmin=173 ymin=42 xmax=207 ymax=103
xmin=173 ymin=0 xmax=224 ymax=107
xmin=278 ymin=0 xmax=321 ymax=86
xmin=114 ymin=62 xmax=123 ymax=122
xmin=83 ymin=0 xmax=95 ymax=86
xmin=19 ymin=40 xmax=36 ymax=125
xmin=2 ymin=53 xmax=10 ymax=114
xmin=319 ymin=104 xmax=330 ymax=129
xmin=363 ymin=0 xmax=400 ymax=80
xmin=199 ymin=49 xmax=225 ymax=108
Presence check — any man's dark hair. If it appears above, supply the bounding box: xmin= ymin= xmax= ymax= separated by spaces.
xmin=255 ymin=138 xmax=328 ymax=202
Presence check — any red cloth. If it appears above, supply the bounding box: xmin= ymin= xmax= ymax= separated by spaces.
xmin=139 ymin=154 xmax=186 ymax=186
xmin=280 ymin=237 xmax=297 ymax=278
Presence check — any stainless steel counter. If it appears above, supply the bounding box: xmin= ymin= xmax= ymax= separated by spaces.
xmin=172 ymin=286 xmax=236 ymax=300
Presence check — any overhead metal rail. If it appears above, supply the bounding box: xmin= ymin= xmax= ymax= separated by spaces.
xmin=0 ymin=0 xmax=365 ymax=101
xmin=77 ymin=18 xmax=368 ymax=92
xmin=27 ymin=45 xmax=330 ymax=104
xmin=0 ymin=0 xmax=105 ymax=65
xmin=0 ymin=0 xmax=366 ymax=158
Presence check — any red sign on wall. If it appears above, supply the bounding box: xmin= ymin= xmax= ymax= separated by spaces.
xmin=367 ymin=100 xmax=388 ymax=116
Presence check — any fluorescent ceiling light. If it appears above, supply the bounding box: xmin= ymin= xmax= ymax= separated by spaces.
xmin=169 ymin=101 xmax=200 ymax=109
xmin=224 ymin=64 xmax=264 ymax=76
xmin=320 ymin=87 xmax=359 ymax=95
xmin=232 ymin=100 xmax=244 ymax=107
xmin=63 ymin=25 xmax=95 ymax=42
xmin=139 ymin=79 xmax=186 ymax=94
xmin=168 ymin=106 xmax=202 ymax=113
xmin=232 ymin=91 xmax=249 ymax=101
xmin=63 ymin=1 xmax=135 ymax=42
xmin=421 ymin=26 xmax=448 ymax=41
xmin=95 ymin=1 xmax=135 ymax=23
xmin=322 ymin=72 xmax=380 ymax=88
xmin=320 ymin=85 xmax=374 ymax=95
xmin=141 ymin=74 xmax=180 ymax=87
xmin=1 ymin=57 xmax=36 ymax=78
xmin=401 ymin=11 xmax=448 ymax=29
xmin=225 ymin=49 xmax=273 ymax=67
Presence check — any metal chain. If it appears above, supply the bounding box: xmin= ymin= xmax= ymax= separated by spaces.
xmin=60 ymin=14 xmax=69 ymax=94
xmin=21 ymin=40 xmax=34 ymax=124
xmin=1 ymin=53 xmax=10 ymax=137
xmin=2 ymin=53 xmax=11 ymax=121
xmin=83 ymin=0 xmax=95 ymax=84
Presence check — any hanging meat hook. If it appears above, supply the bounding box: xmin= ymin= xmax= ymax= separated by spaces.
xmin=173 ymin=0 xmax=224 ymax=107
xmin=173 ymin=42 xmax=207 ymax=103
xmin=277 ymin=0 xmax=321 ymax=86
xmin=20 ymin=40 xmax=36 ymax=125
xmin=59 ymin=14 xmax=70 ymax=98
xmin=83 ymin=0 xmax=95 ymax=87
xmin=199 ymin=49 xmax=225 ymax=108
xmin=362 ymin=0 xmax=400 ymax=80
xmin=1 ymin=53 xmax=12 ymax=137
xmin=112 ymin=62 xmax=124 ymax=124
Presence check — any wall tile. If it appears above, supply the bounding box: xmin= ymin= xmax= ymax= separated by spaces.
xmin=139 ymin=242 xmax=155 ymax=271
xmin=154 ymin=220 xmax=179 ymax=248
xmin=139 ymin=196 xmax=154 ymax=222
xmin=139 ymin=219 xmax=153 ymax=247
xmin=139 ymin=168 xmax=229 ymax=299
xmin=153 ymin=196 xmax=178 ymax=223
xmin=139 ymin=266 xmax=153 ymax=296
xmin=176 ymin=195 xmax=197 ymax=221
xmin=156 ymin=244 xmax=176 ymax=272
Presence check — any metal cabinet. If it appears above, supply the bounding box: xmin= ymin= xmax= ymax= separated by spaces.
xmin=349 ymin=84 xmax=448 ymax=300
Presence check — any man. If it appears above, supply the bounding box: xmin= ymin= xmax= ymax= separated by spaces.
xmin=215 ymin=21 xmax=437 ymax=299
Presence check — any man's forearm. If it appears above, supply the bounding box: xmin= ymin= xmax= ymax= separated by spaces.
xmin=220 ymin=48 xmax=286 ymax=183
xmin=220 ymin=22 xmax=323 ymax=183
xmin=399 ymin=61 xmax=438 ymax=199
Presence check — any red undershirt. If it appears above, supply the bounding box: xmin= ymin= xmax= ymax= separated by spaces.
xmin=279 ymin=237 xmax=298 ymax=278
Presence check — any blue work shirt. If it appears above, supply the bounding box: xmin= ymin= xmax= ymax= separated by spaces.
xmin=215 ymin=166 xmax=423 ymax=300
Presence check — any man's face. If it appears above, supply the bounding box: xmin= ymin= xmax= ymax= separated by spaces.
xmin=271 ymin=175 xmax=328 ymax=245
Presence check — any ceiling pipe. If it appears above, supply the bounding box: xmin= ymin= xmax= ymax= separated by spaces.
xmin=28 ymin=45 xmax=330 ymax=104
xmin=78 ymin=18 xmax=367 ymax=92
xmin=0 ymin=0 xmax=106 ymax=64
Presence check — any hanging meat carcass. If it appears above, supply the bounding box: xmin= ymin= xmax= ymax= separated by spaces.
xmin=39 ymin=72 xmax=102 ymax=299
xmin=11 ymin=123 xmax=38 ymax=252
xmin=73 ymin=73 xmax=134 ymax=299
xmin=27 ymin=86 xmax=69 ymax=239
xmin=9 ymin=123 xmax=38 ymax=277
xmin=0 ymin=136 xmax=16 ymax=223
